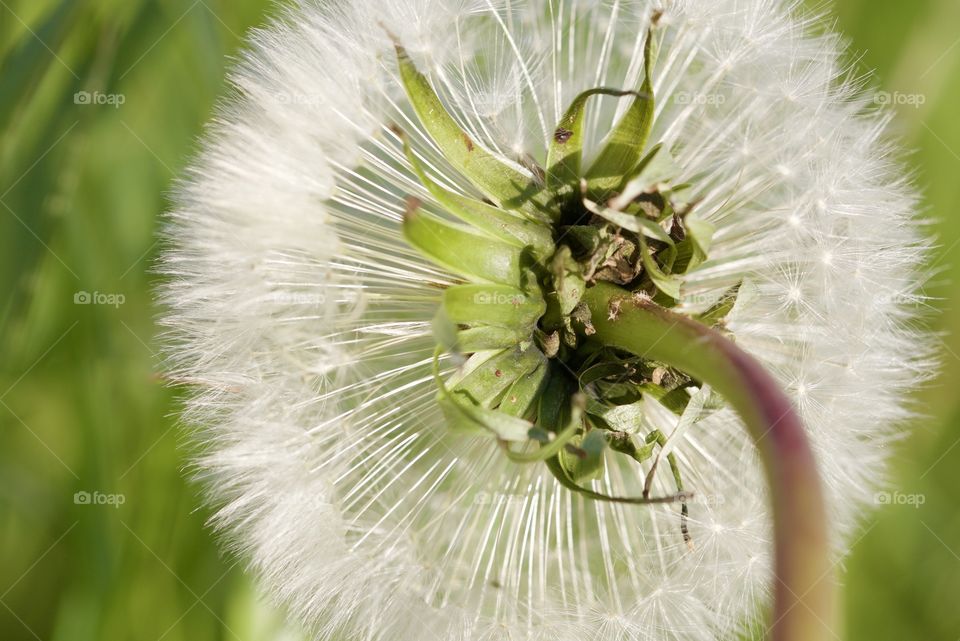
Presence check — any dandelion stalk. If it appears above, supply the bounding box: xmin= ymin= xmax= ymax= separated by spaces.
xmin=583 ymin=282 xmax=833 ymax=641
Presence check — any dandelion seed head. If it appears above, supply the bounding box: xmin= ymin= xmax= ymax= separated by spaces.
xmin=160 ymin=1 xmax=934 ymax=640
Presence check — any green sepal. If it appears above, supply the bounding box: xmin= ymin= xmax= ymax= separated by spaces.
xmin=547 ymin=87 xmax=644 ymax=194
xmin=402 ymin=205 xmax=526 ymax=285
xmin=399 ymin=134 xmax=554 ymax=258
xmin=433 ymin=348 xmax=535 ymax=441
xmin=638 ymin=383 xmax=694 ymax=415
xmin=431 ymin=304 xmax=460 ymax=353
xmin=576 ymin=356 xmax=646 ymax=405
xmin=588 ymin=399 xmax=645 ymax=432
xmin=503 ymin=393 xmax=584 ymax=463
xmin=578 ymin=359 xmax=636 ymax=386
xmin=564 ymin=225 xmax=603 ymax=254
xmin=447 ymin=345 xmax=544 ymax=408
xmin=639 ymin=234 xmax=681 ymax=299
xmin=558 ymin=430 xmax=606 ymax=482
xmin=438 ymin=392 xmax=534 ymax=441
xmin=536 ymin=364 xmax=573 ymax=432
xmin=395 ymin=45 xmax=549 ymax=217
xmin=551 ymin=246 xmax=586 ymax=316
xmin=499 ymin=360 xmax=550 ymax=419
xmin=670 ymin=236 xmax=696 ymax=274
xmin=695 ymin=282 xmax=741 ymax=327
xmin=539 ymin=246 xmax=586 ymax=336
xmin=605 ymin=429 xmax=658 ymax=464
xmin=680 ymin=212 xmax=715 ymax=271
xmin=443 ymin=283 xmax=545 ymax=330
xmin=585 ymin=28 xmax=656 ymax=196
xmin=607 ymin=144 xmax=681 ymax=210
xmin=455 ymin=326 xmax=532 ymax=352
xmin=544 ymin=454 xmax=682 ymax=505
xmin=583 ymin=193 xmax=674 ymax=245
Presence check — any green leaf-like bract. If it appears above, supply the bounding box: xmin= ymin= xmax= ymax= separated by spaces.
xmin=396 ymin=45 xmax=550 ymax=219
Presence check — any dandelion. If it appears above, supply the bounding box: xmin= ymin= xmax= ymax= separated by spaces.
xmin=161 ymin=1 xmax=932 ymax=640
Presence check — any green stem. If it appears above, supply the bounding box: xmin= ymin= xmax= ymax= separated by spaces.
xmin=583 ymin=282 xmax=834 ymax=641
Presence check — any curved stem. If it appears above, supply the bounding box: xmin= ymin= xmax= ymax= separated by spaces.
xmin=583 ymin=282 xmax=834 ymax=641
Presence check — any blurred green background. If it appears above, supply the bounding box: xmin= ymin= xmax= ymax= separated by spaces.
xmin=0 ymin=1 xmax=957 ymax=640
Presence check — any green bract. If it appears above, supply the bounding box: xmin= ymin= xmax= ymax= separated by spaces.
xmin=393 ymin=26 xmax=739 ymax=534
